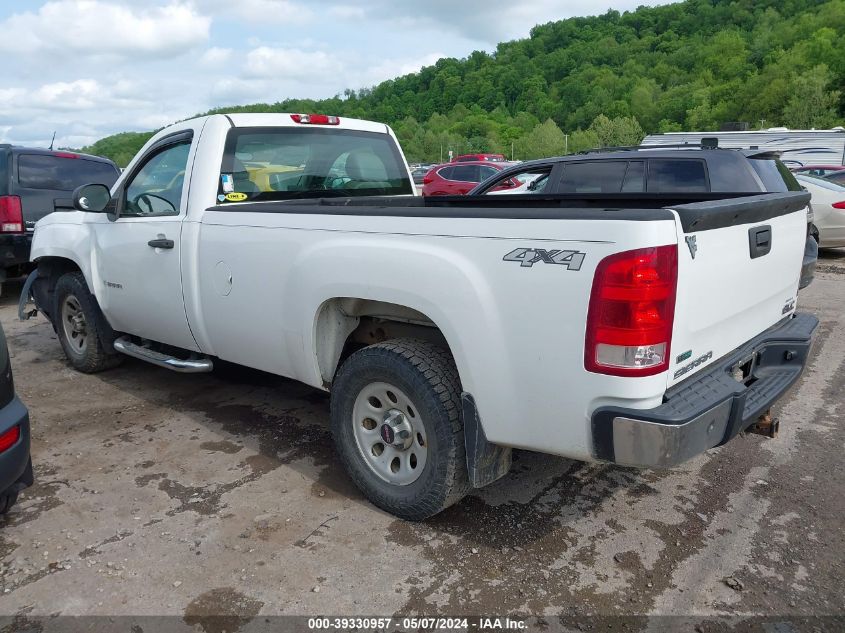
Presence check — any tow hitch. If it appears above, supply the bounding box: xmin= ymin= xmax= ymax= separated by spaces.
xmin=748 ymin=410 xmax=779 ymax=439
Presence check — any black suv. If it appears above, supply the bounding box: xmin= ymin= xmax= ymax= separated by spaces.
xmin=0 ymin=145 xmax=120 ymax=285
xmin=470 ymin=148 xmax=816 ymax=287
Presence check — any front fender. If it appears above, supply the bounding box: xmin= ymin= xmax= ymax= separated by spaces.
xmin=30 ymin=221 xmax=96 ymax=292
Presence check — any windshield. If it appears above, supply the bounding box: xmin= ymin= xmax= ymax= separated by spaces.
xmin=218 ymin=127 xmax=413 ymax=202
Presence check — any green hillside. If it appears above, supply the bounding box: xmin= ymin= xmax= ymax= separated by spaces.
xmin=83 ymin=0 xmax=845 ymax=166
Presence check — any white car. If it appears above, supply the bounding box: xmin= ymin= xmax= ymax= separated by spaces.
xmin=796 ymin=174 xmax=845 ymax=248
xmin=20 ymin=113 xmax=818 ymax=520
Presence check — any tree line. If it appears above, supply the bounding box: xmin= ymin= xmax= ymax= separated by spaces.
xmin=83 ymin=0 xmax=844 ymax=166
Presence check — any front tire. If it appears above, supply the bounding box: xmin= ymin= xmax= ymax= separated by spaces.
xmin=53 ymin=272 xmax=121 ymax=373
xmin=330 ymin=339 xmax=469 ymax=520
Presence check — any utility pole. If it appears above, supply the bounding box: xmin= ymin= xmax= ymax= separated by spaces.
xmin=759 ymin=119 xmax=766 ymax=130
xmin=564 ymin=134 xmax=569 ymax=155
xmin=511 ymin=141 xmax=514 ymax=161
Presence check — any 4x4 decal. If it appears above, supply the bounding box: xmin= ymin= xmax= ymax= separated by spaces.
xmin=503 ymin=248 xmax=586 ymax=270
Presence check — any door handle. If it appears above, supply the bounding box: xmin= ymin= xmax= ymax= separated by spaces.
xmin=748 ymin=226 xmax=772 ymax=259
xmin=148 ymin=238 xmax=174 ymax=249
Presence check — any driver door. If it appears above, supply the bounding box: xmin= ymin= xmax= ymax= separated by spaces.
xmin=93 ymin=132 xmax=198 ymax=351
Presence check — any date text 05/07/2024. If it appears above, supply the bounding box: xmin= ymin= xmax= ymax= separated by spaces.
xmin=307 ymin=616 xmax=527 ymax=631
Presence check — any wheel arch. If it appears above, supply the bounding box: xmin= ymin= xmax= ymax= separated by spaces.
xmin=312 ymin=297 xmax=455 ymax=387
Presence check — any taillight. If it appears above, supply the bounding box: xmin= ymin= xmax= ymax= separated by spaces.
xmin=585 ymin=245 xmax=678 ymax=377
xmin=422 ymin=175 xmax=434 ymax=185
xmin=53 ymin=152 xmax=78 ymax=159
xmin=832 ymin=201 xmax=845 ymax=209
xmin=290 ymin=114 xmax=340 ymax=125
xmin=0 ymin=425 xmax=20 ymax=453
xmin=0 ymin=196 xmax=24 ymax=233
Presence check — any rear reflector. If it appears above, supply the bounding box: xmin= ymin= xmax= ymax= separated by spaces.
xmin=585 ymin=245 xmax=678 ymax=377
xmin=0 ymin=425 xmax=20 ymax=453
xmin=832 ymin=201 xmax=845 ymax=209
xmin=291 ymin=114 xmax=340 ymax=125
xmin=0 ymin=196 xmax=24 ymax=233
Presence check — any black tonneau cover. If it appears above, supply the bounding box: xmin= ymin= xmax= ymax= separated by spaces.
xmin=207 ymin=191 xmax=810 ymax=232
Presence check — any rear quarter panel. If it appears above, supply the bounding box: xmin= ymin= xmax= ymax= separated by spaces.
xmin=193 ymin=209 xmax=679 ymax=461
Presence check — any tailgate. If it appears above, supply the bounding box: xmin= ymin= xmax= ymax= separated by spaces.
xmin=667 ymin=192 xmax=810 ymax=387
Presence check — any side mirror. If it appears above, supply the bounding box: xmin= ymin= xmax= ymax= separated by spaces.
xmin=72 ymin=183 xmax=111 ymax=213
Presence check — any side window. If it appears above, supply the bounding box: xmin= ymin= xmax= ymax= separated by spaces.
xmin=451 ymin=165 xmax=479 ymax=182
xmin=559 ymin=161 xmax=628 ymax=193
xmin=478 ymin=166 xmax=552 ymax=194
xmin=647 ymin=160 xmax=708 ymax=192
xmin=438 ymin=166 xmax=455 ymax=180
xmin=123 ymin=142 xmax=191 ymax=216
xmin=621 ymin=162 xmax=645 ymax=192
xmin=478 ymin=166 xmax=499 ymax=181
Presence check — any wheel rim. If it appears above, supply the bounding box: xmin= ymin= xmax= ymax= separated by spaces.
xmin=61 ymin=295 xmax=88 ymax=356
xmin=352 ymin=381 xmax=428 ymax=486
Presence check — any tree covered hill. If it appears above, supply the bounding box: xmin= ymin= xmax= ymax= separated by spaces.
xmin=83 ymin=0 xmax=844 ymax=165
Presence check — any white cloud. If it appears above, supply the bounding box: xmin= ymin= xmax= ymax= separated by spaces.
xmin=328 ymin=5 xmax=366 ymax=19
xmin=194 ymin=0 xmax=314 ymax=24
xmin=200 ymin=46 xmax=235 ymax=66
xmin=244 ymin=46 xmax=339 ymax=80
xmin=0 ymin=1 xmax=210 ymax=58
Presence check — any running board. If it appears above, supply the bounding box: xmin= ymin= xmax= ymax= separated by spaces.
xmin=113 ymin=336 xmax=213 ymax=373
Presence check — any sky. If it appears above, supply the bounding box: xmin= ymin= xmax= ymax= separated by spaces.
xmin=0 ymin=0 xmax=675 ymax=149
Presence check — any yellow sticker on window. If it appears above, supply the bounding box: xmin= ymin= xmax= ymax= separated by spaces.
xmin=225 ymin=192 xmax=248 ymax=202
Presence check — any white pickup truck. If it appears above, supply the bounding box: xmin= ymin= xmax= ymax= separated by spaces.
xmin=21 ymin=113 xmax=818 ymax=520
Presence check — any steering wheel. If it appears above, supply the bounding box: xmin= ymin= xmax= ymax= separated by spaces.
xmin=134 ymin=193 xmax=176 ymax=215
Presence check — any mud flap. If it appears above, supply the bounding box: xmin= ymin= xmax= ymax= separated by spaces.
xmin=17 ymin=270 xmax=38 ymax=321
xmin=461 ymin=392 xmax=512 ymax=488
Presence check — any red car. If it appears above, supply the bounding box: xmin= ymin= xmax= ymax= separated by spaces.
xmin=422 ymin=161 xmax=511 ymax=196
xmin=791 ymin=165 xmax=844 ymax=177
xmin=451 ymin=153 xmax=507 ymax=163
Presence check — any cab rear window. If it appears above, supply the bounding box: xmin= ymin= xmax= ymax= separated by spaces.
xmin=218 ymin=127 xmax=413 ymax=202
xmin=17 ymin=154 xmax=119 ymax=191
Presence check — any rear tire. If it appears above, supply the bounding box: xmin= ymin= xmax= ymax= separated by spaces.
xmin=330 ymin=339 xmax=469 ymax=520
xmin=53 ymin=272 xmax=122 ymax=373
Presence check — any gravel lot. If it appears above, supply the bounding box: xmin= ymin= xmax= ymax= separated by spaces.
xmin=1 ymin=251 xmax=844 ymax=630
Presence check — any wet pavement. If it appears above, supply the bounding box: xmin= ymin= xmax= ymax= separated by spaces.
xmin=0 ymin=250 xmax=843 ymax=631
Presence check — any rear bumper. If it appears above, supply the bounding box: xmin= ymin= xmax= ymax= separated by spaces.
xmin=591 ymin=312 xmax=818 ymax=468
xmin=0 ymin=396 xmax=33 ymax=496
xmin=0 ymin=233 xmax=33 ymax=274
